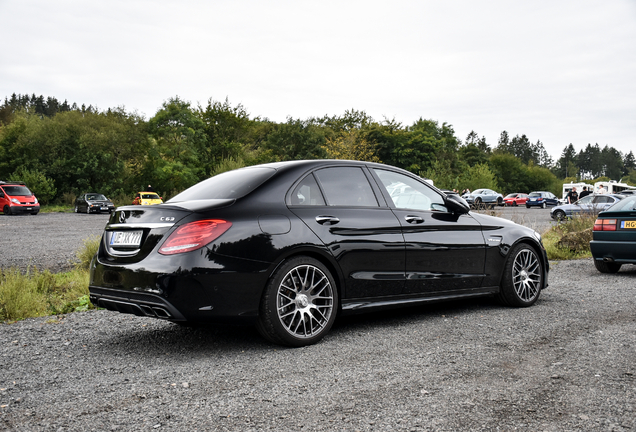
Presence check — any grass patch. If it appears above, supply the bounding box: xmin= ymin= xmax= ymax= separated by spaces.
xmin=543 ymin=214 xmax=595 ymax=260
xmin=0 ymin=236 xmax=100 ymax=322
xmin=40 ymin=204 xmax=73 ymax=213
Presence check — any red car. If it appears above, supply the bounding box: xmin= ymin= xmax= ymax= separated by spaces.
xmin=0 ymin=181 xmax=40 ymax=215
xmin=504 ymin=193 xmax=528 ymax=206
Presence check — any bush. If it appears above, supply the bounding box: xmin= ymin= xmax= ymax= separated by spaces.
xmin=75 ymin=235 xmax=101 ymax=270
xmin=10 ymin=167 xmax=57 ymax=204
xmin=543 ymin=214 xmax=596 ymax=260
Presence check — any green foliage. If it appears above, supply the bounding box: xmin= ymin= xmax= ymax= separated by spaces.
xmin=10 ymin=167 xmax=57 ymax=204
xmin=210 ymin=157 xmax=248 ymax=177
xmin=543 ymin=215 xmax=595 ymax=260
xmin=0 ymin=267 xmax=91 ymax=321
xmin=460 ymin=163 xmax=500 ymax=192
xmin=75 ymin=235 xmax=101 ymax=270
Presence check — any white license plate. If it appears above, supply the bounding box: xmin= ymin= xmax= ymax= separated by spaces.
xmin=110 ymin=230 xmax=143 ymax=247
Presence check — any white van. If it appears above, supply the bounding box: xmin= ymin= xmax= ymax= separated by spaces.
xmin=561 ymin=182 xmax=592 ymax=204
xmin=593 ymin=180 xmax=636 ymax=195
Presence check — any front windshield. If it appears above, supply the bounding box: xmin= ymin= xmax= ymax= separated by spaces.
xmin=606 ymin=196 xmax=636 ymax=212
xmin=169 ymin=167 xmax=276 ymax=202
xmin=86 ymin=194 xmax=107 ymax=201
xmin=2 ymin=186 xmax=32 ymax=196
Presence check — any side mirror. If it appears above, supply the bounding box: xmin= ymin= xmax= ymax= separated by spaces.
xmin=445 ymin=193 xmax=470 ymax=214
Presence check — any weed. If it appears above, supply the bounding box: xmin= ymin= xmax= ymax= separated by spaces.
xmin=543 ymin=214 xmax=596 ymax=260
xmin=75 ymin=235 xmax=101 ymax=270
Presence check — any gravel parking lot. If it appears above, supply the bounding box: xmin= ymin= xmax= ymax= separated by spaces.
xmin=1 ymin=210 xmax=635 ymax=431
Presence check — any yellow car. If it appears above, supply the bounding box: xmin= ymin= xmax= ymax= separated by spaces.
xmin=132 ymin=191 xmax=163 ymax=205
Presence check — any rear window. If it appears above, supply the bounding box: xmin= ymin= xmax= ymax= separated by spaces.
xmin=168 ymin=167 xmax=276 ymax=202
xmin=2 ymin=186 xmax=32 ymax=196
xmin=529 ymin=193 xmax=541 ymax=197
xmin=607 ymin=196 xmax=636 ymax=212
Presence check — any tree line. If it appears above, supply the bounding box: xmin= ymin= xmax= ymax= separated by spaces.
xmin=1 ymin=93 xmax=634 ymax=204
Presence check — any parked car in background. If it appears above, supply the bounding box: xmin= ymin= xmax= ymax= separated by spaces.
xmin=74 ymin=193 xmax=115 ymax=214
xmin=461 ymin=189 xmax=504 ymax=208
xmin=0 ymin=181 xmax=40 ymax=215
xmin=526 ymin=191 xmax=558 ymax=208
xmin=590 ymin=195 xmax=636 ymax=273
xmin=550 ymin=194 xmax=624 ymax=221
xmin=132 ymin=192 xmax=163 ymax=205
xmin=503 ymin=193 xmax=528 ymax=206
xmin=89 ymin=160 xmax=548 ymax=347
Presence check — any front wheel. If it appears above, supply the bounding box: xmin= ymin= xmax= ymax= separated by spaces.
xmin=74 ymin=205 xmax=79 ymax=213
xmin=497 ymin=244 xmax=542 ymax=307
xmin=3 ymin=205 xmax=11 ymax=215
xmin=594 ymin=260 xmax=621 ymax=274
xmin=257 ymin=256 xmax=338 ymax=347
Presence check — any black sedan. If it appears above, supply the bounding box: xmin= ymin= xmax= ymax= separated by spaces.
xmin=75 ymin=193 xmax=115 ymax=214
xmin=590 ymin=195 xmax=636 ymax=273
xmin=89 ymin=160 xmax=549 ymax=346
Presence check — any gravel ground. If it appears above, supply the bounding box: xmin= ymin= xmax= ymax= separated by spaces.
xmin=0 ymin=212 xmax=110 ymax=272
xmin=1 ymin=211 xmax=635 ymax=431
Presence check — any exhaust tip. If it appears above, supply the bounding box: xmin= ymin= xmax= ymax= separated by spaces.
xmin=603 ymin=257 xmax=615 ymax=263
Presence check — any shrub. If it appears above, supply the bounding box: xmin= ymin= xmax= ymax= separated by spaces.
xmin=543 ymin=214 xmax=596 ymax=260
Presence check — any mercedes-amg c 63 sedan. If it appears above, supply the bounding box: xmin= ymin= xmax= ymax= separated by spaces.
xmin=89 ymin=160 xmax=549 ymax=346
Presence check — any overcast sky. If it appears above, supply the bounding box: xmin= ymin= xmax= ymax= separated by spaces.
xmin=1 ymin=0 xmax=635 ymax=160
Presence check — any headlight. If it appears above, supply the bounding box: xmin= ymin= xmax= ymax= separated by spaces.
xmin=11 ymin=198 xmax=19 ymax=204
xmin=34 ymin=198 xmax=38 ymax=204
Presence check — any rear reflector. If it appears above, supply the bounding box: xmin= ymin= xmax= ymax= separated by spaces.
xmin=593 ymin=218 xmax=617 ymax=231
xmin=159 ymin=219 xmax=232 ymax=255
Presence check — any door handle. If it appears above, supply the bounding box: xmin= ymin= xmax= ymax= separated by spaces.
xmin=316 ymin=215 xmax=340 ymax=225
xmin=405 ymin=215 xmax=424 ymax=224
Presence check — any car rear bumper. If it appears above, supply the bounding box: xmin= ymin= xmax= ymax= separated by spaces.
xmin=590 ymin=240 xmax=636 ymax=264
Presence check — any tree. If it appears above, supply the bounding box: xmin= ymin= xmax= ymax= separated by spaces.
xmin=623 ymin=151 xmax=635 ymax=177
xmin=323 ymin=128 xmax=380 ymax=162
xmin=554 ymin=144 xmax=577 ymax=178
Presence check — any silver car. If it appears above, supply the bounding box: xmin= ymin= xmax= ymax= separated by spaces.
xmin=550 ymin=194 xmax=624 ymax=221
xmin=462 ymin=189 xmax=504 ymax=208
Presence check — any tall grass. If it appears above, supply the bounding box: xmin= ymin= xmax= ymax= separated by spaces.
xmin=543 ymin=214 xmax=595 ymax=260
xmin=0 ymin=236 xmax=100 ymax=322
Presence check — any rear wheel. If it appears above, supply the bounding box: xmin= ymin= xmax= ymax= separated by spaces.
xmin=541 ymin=202 xmax=546 ymax=209
xmin=257 ymin=256 xmax=338 ymax=347
xmin=3 ymin=205 xmax=11 ymax=215
xmin=553 ymin=210 xmax=566 ymax=221
xmin=497 ymin=243 xmax=542 ymax=307
xmin=497 ymin=197 xmax=503 ymax=206
xmin=594 ymin=260 xmax=621 ymax=274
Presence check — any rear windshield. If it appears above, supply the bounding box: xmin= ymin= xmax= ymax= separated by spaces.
xmin=528 ymin=192 xmax=541 ymax=197
xmin=607 ymin=196 xmax=636 ymax=212
xmin=2 ymin=186 xmax=32 ymax=196
xmin=168 ymin=167 xmax=276 ymax=202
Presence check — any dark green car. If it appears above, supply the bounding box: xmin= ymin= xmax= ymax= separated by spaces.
xmin=590 ymin=195 xmax=636 ymax=273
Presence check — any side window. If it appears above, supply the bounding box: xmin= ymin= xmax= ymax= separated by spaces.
xmin=314 ymin=167 xmax=378 ymax=207
xmin=373 ymin=169 xmax=445 ymax=211
xmin=290 ymin=174 xmax=326 ymax=206
xmin=593 ymin=196 xmax=612 ymax=204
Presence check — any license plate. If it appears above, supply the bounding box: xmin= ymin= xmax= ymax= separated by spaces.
xmin=621 ymin=220 xmax=636 ymax=229
xmin=110 ymin=230 xmax=143 ymax=247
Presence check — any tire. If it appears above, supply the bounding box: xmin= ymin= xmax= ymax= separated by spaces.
xmin=257 ymin=256 xmax=338 ymax=347
xmin=3 ymin=205 xmax=11 ymax=215
xmin=553 ymin=210 xmax=566 ymax=221
xmin=526 ymin=205 xmax=530 ymax=209
xmin=594 ymin=260 xmax=621 ymax=274
xmin=541 ymin=202 xmax=546 ymax=209
xmin=497 ymin=198 xmax=503 ymax=206
xmin=86 ymin=206 xmax=91 ymax=214
xmin=74 ymin=205 xmax=79 ymax=213
xmin=474 ymin=197 xmax=483 ymax=210
xmin=497 ymin=243 xmax=542 ymax=307
xmin=513 ymin=201 xmax=517 ymax=207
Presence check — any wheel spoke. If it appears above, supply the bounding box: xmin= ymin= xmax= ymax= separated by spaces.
xmin=511 ymin=248 xmax=541 ymax=302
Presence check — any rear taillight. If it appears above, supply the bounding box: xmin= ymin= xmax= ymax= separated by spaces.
xmin=159 ymin=219 xmax=232 ymax=255
xmin=593 ymin=218 xmax=617 ymax=231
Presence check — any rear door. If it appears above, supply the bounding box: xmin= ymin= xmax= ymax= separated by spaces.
xmin=288 ymin=166 xmax=406 ymax=299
